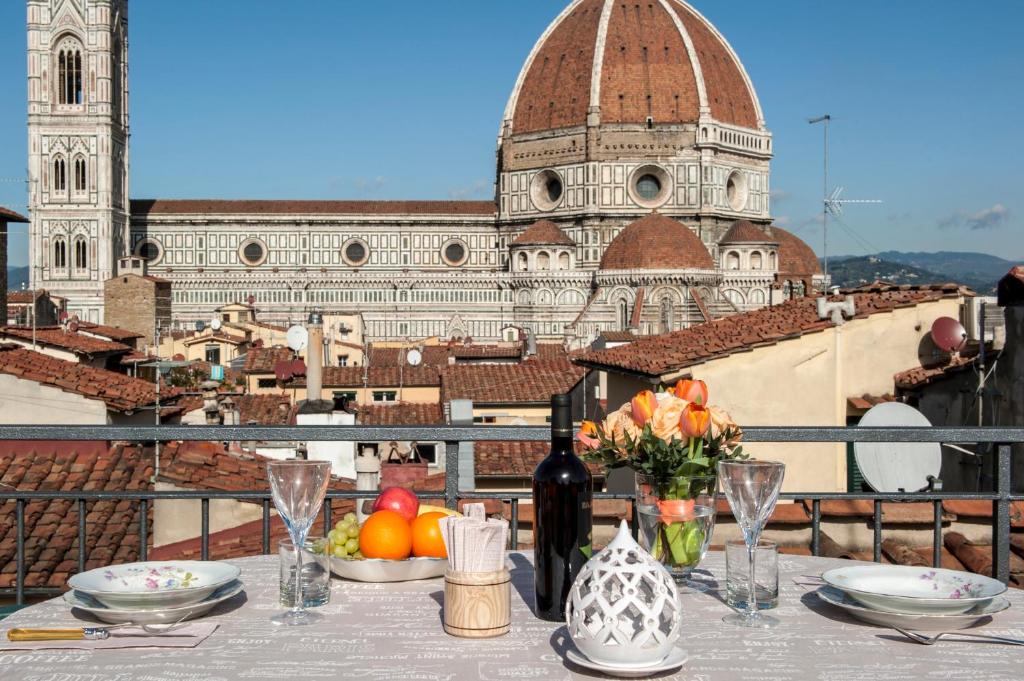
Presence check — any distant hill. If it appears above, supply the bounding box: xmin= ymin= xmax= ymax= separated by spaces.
xmin=6 ymin=266 xmax=29 ymax=291
xmin=825 ymin=251 xmax=1018 ymax=294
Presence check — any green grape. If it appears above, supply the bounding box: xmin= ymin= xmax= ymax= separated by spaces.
xmin=352 ymin=550 xmax=364 ymax=560
xmin=328 ymin=529 xmax=343 ymax=545
xmin=344 ymin=538 xmax=359 ymax=554
xmin=343 ymin=512 xmax=357 ymax=524
xmin=345 ymin=524 xmax=360 ymax=539
xmin=332 ymin=545 xmax=348 ymax=558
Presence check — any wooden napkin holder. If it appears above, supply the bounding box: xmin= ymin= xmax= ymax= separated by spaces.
xmin=443 ymin=568 xmax=511 ymax=638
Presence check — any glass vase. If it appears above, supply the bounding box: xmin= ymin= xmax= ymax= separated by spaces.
xmin=635 ymin=473 xmax=717 ymax=584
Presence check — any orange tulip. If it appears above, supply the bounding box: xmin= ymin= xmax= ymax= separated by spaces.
xmin=673 ymin=378 xmax=708 ymax=406
xmin=656 ymin=498 xmax=696 ymax=522
xmin=679 ymin=402 xmax=711 ymax=438
xmin=630 ymin=390 xmax=658 ymax=427
xmin=576 ymin=420 xmax=599 ymax=449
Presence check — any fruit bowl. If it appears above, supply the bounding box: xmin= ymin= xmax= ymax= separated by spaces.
xmin=328 ymin=556 xmax=446 ymax=582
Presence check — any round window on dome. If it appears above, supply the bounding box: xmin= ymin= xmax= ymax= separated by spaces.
xmin=342 ymin=238 xmax=369 ymax=266
xmin=628 ymin=165 xmax=671 ymax=208
xmin=442 ymin=239 xmax=469 ymax=266
xmin=134 ymin=238 xmax=163 ymax=264
xmin=530 ymin=169 xmax=564 ymax=211
xmin=238 ymin=238 xmax=267 ymax=266
xmin=726 ymin=170 xmax=749 ymax=212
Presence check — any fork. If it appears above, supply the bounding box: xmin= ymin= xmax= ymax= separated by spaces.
xmin=891 ymin=626 xmax=1024 ymax=646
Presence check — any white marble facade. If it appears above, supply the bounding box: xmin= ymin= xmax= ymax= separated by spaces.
xmin=27 ymin=0 xmax=824 ymax=344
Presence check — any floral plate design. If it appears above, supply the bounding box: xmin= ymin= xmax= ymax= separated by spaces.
xmin=64 ymin=580 xmax=245 ymax=624
xmin=816 ymin=586 xmax=1010 ymax=631
xmin=821 ymin=565 xmax=1006 ymax=615
xmin=67 ymin=561 xmax=242 ymax=610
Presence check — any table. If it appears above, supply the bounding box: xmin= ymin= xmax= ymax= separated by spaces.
xmin=2 ymin=552 xmax=1022 ymax=680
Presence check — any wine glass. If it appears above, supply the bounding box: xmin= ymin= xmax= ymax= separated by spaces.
xmin=717 ymin=460 xmax=785 ymax=628
xmin=267 ymin=460 xmax=332 ymax=626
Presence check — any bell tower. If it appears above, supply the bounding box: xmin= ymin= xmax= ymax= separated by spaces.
xmin=27 ymin=0 xmax=129 ymax=323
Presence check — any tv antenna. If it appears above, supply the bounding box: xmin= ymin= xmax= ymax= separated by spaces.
xmin=808 ymin=114 xmax=883 ymax=278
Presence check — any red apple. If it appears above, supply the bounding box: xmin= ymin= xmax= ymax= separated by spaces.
xmin=371 ymin=487 xmax=419 ymax=523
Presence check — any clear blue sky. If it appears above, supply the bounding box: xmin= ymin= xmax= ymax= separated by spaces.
xmin=1 ymin=1 xmax=1021 ymax=267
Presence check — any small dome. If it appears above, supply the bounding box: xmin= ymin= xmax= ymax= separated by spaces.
xmin=722 ymin=220 xmax=775 ymax=243
xmin=511 ymin=220 xmax=575 ymax=247
xmin=772 ymin=226 xmax=821 ymax=275
xmin=600 ymin=213 xmax=714 ymax=271
xmin=505 ymin=0 xmax=763 ymax=136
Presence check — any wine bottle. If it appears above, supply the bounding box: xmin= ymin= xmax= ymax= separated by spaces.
xmin=533 ymin=393 xmax=593 ymax=621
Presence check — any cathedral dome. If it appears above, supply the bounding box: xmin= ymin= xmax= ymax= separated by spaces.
xmin=722 ymin=219 xmax=774 ymax=243
xmin=600 ymin=212 xmax=713 ymax=270
xmin=771 ymin=226 xmax=821 ymax=275
xmin=511 ymin=220 xmax=576 ymax=247
xmin=503 ymin=0 xmax=763 ymax=136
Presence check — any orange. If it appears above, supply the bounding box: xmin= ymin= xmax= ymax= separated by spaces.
xmin=411 ymin=511 xmax=448 ymax=558
xmin=359 ymin=510 xmax=413 ymax=560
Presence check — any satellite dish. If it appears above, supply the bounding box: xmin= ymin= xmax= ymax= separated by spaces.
xmin=406 ymin=349 xmax=422 ymax=367
xmin=855 ymin=402 xmax=941 ymax=493
xmin=194 ymin=321 xmax=205 ymax=332
xmin=930 ymin=317 xmax=967 ymax=353
xmin=286 ymin=325 xmax=308 ymax=352
xmin=210 ymin=319 xmax=223 ymax=331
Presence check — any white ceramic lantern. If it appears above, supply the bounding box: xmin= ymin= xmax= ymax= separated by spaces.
xmin=566 ymin=521 xmax=683 ymax=666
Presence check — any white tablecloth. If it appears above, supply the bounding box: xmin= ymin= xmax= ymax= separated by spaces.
xmin=2 ymin=552 xmax=1022 ymax=680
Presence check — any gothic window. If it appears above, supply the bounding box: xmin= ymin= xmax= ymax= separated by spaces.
xmin=73 ymin=156 xmax=87 ymax=193
xmin=517 ymin=252 xmax=528 ymax=271
xmin=536 ymin=251 xmax=550 ymax=270
xmin=659 ymin=297 xmax=674 ymax=333
xmin=726 ymin=251 xmax=740 ymax=270
xmin=724 ymin=289 xmax=745 ymax=306
xmin=53 ymin=238 xmax=67 ymax=269
xmin=749 ymin=289 xmax=766 ymax=305
xmin=769 ymin=251 xmax=777 ymax=269
xmin=558 ymin=252 xmax=570 ymax=270
xmin=618 ymin=299 xmax=630 ymax=330
xmin=74 ymin=236 xmax=88 ymax=270
xmin=52 ymin=156 xmax=67 ymax=193
xmin=56 ymin=38 xmax=84 ymax=105
xmin=750 ymin=251 xmax=763 ymax=270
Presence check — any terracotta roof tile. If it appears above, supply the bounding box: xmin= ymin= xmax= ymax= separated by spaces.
xmin=475 ymin=441 xmax=601 ymax=477
xmin=132 ymin=199 xmax=495 ymax=217
xmin=600 ymin=213 xmax=714 ymax=271
xmin=441 ymin=360 xmax=586 ymax=405
xmin=242 ymin=345 xmax=294 ymax=373
xmin=0 ymin=346 xmax=179 ymax=413
xmin=355 ymin=402 xmax=443 ymax=426
xmin=235 ymin=394 xmax=293 ymax=425
xmin=511 ymin=220 xmax=575 ymax=247
xmin=0 ymin=326 xmax=132 ymax=356
xmin=76 ymin=321 xmax=145 ymax=342
xmin=577 ymin=289 xmax=960 ymax=378
xmin=722 ymin=219 xmax=775 ymax=243
xmin=895 ymin=354 xmax=977 ymax=390
xmin=0 ymin=206 xmax=28 ymax=223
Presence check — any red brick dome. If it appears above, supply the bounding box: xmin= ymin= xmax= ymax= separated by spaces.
xmin=504 ymin=0 xmax=763 ymax=135
xmin=722 ymin=219 xmax=775 ymax=243
xmin=511 ymin=220 xmax=575 ymax=247
xmin=600 ymin=212 xmax=713 ymax=270
xmin=771 ymin=226 xmax=821 ymax=275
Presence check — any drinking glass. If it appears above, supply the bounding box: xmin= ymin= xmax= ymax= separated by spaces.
xmin=279 ymin=539 xmax=331 ymax=608
xmin=717 ymin=460 xmax=785 ymax=628
xmin=267 ymin=460 xmax=332 ymax=626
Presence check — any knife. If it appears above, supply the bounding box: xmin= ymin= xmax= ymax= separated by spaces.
xmin=6 ymin=627 xmax=193 ymax=642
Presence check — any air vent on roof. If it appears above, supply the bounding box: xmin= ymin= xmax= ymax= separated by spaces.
xmin=961 ymin=297 xmax=1004 ymax=348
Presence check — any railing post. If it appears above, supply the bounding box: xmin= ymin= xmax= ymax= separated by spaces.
xmin=15 ymin=499 xmax=25 ymax=606
xmin=444 ymin=441 xmax=459 ymax=510
xmin=992 ymin=444 xmax=1011 ymax=584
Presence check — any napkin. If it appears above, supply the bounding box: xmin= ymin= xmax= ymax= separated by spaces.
xmin=440 ymin=503 xmax=508 ymax=572
xmin=0 ymin=622 xmax=219 ymax=651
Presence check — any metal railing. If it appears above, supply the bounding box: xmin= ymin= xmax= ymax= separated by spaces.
xmin=1 ymin=425 xmax=1021 ymax=606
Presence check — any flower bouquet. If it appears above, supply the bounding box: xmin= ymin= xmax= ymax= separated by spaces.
xmin=578 ymin=380 xmax=744 ymax=579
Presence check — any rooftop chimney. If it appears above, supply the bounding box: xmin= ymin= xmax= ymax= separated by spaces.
xmin=306 ymin=310 xmax=324 ymax=401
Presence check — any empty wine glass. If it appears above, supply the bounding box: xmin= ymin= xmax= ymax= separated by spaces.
xmin=717 ymin=460 xmax=785 ymax=628
xmin=267 ymin=460 xmax=332 ymax=626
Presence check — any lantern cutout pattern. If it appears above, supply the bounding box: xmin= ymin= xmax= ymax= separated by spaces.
xmin=566 ymin=520 xmax=683 ymax=666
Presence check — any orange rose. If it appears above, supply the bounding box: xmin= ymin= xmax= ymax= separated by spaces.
xmin=576 ymin=420 xmax=599 ymax=449
xmin=708 ymin=405 xmax=742 ymax=445
xmin=673 ymin=379 xmax=708 ymax=406
xmin=680 ymin=402 xmax=711 ymax=438
xmin=650 ymin=394 xmax=685 ymax=442
xmin=656 ymin=498 xmax=696 ymax=522
xmin=631 ymin=390 xmax=658 ymax=427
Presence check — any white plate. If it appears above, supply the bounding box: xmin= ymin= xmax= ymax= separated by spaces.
xmin=63 ymin=580 xmax=245 ymax=625
xmin=564 ymin=647 xmax=688 ymax=678
xmin=816 ymin=586 xmax=1010 ymax=631
xmin=329 ymin=556 xmax=446 ymax=582
xmin=67 ymin=561 xmax=242 ymax=609
xmin=821 ymin=565 xmax=1006 ymax=615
